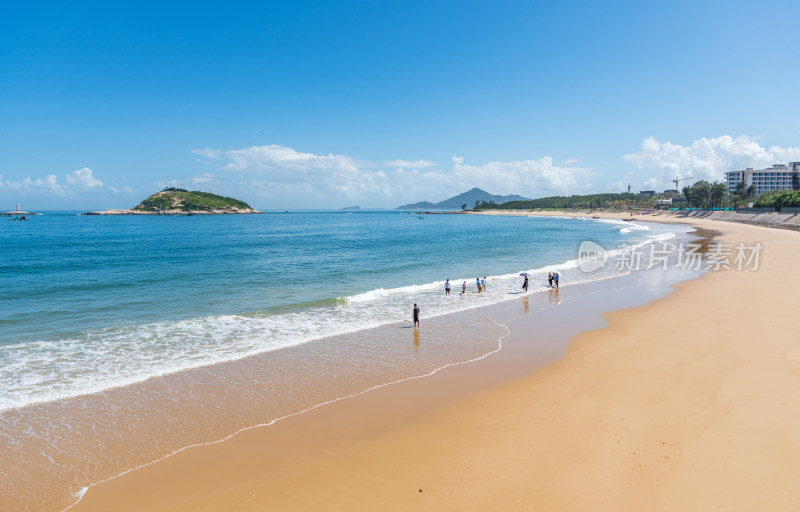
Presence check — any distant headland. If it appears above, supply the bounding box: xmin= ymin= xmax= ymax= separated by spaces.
xmin=84 ymin=188 xmax=261 ymax=215
xmin=394 ymin=188 xmax=530 ymax=210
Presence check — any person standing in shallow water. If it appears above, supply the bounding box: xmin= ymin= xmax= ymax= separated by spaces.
xmin=461 ymin=281 xmax=467 ymax=294
xmin=444 ymin=279 xmax=451 ymax=295
xmin=412 ymin=303 xmax=420 ymax=328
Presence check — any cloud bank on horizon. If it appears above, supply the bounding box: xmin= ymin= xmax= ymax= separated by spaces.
xmin=171 ymin=136 xmax=800 ymax=207
xmin=186 ymin=144 xmax=593 ymax=208
xmin=624 ymin=135 xmax=800 ymax=190
xmin=0 ymin=168 xmax=133 ymax=200
xmin=4 ymin=136 xmax=800 ymax=210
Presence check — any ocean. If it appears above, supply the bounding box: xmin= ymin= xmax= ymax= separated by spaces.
xmin=0 ymin=211 xmax=683 ymax=411
xmin=0 ymin=211 xmax=692 ymax=511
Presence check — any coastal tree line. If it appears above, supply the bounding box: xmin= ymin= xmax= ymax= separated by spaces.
xmin=471 ymin=167 xmax=800 ymax=211
xmin=681 ymin=181 xmax=730 ymax=209
xmin=475 ymin=193 xmax=653 ymax=210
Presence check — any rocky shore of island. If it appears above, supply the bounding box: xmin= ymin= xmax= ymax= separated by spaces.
xmin=82 ymin=188 xmax=262 ymax=215
xmin=83 ymin=207 xmax=261 ymax=215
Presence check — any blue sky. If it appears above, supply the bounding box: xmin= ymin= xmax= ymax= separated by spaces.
xmin=2 ymin=0 xmax=799 ymax=210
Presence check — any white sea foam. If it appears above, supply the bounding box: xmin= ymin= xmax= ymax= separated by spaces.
xmin=595 ymin=218 xmax=632 ymax=226
xmin=346 ymin=282 xmax=441 ymax=303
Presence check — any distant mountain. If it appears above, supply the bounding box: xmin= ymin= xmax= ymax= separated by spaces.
xmin=436 ymin=188 xmax=530 ymax=209
xmin=395 ymin=188 xmax=530 ymax=210
xmin=395 ymin=200 xmax=437 ymax=210
xmin=340 ymin=205 xmax=361 ymax=210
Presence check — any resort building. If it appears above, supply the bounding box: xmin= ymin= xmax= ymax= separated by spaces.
xmin=724 ymin=163 xmax=800 ymax=194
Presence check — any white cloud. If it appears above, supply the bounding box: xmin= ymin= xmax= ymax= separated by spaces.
xmin=219 ymin=145 xmax=368 ymax=176
xmin=606 ymin=181 xmax=626 ymax=191
xmin=642 ymin=178 xmax=659 ymax=189
xmin=0 ymin=167 xmax=106 ymax=195
xmin=64 ymin=167 xmax=103 ymax=189
xmin=447 ymin=155 xmax=589 ymax=195
xmin=191 ymin=148 xmax=221 ymax=160
xmin=193 ymin=144 xmax=593 ymax=208
xmin=193 ymin=144 xmax=391 ymax=202
xmin=156 ymin=173 xmax=222 ymax=190
xmin=625 ymin=135 xmax=800 ymax=189
xmin=384 ymin=159 xmax=434 ymax=169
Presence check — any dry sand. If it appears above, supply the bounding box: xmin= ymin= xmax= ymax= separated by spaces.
xmin=69 ymin=212 xmax=800 ymax=512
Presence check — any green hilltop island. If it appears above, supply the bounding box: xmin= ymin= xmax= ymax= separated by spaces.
xmin=85 ymin=188 xmax=261 ymax=215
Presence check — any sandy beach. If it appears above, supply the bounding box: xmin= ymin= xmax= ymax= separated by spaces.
xmin=64 ymin=212 xmax=800 ymax=511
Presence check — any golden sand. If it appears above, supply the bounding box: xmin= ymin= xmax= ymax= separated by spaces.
xmin=69 ymin=213 xmax=800 ymax=512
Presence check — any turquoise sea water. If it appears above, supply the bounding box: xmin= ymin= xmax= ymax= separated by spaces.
xmin=0 ymin=211 xmax=686 ymax=411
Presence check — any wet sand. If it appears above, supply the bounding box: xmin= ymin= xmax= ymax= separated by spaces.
xmin=2 ymin=312 xmax=508 ymax=511
xmin=23 ymin=213 xmax=800 ymax=511
xmin=66 ymin=265 xmax=704 ymax=512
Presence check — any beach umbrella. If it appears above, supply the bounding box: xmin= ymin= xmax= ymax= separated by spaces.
xmin=519 ymin=272 xmax=530 ymax=277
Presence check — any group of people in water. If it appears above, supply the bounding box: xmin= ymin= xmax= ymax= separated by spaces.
xmin=416 ymin=272 xmax=562 ymax=327
xmin=443 ymin=272 xmax=560 ymax=296
xmin=444 ymin=277 xmax=488 ymax=295
xmin=522 ymin=271 xmax=559 ymax=292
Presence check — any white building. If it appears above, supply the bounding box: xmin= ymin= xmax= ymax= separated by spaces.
xmin=724 ymin=163 xmax=800 ymax=194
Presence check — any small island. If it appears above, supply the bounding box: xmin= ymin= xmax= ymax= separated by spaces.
xmin=85 ymin=188 xmax=262 ymax=215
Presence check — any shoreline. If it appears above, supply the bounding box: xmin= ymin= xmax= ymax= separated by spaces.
xmin=3 ymin=217 xmax=699 ymax=511
xmin=472 ymin=207 xmax=800 ymax=231
xmin=6 ymin=238 xmax=699 ymax=512
xmin=15 ymin=212 xmax=800 ymax=511
xmin=65 ymin=253 xmax=706 ymax=512
xmin=0 ymin=216 xmax=680 ymax=413
xmin=0 ymin=217 xmax=700 ymax=510
xmin=54 ymin=217 xmax=729 ymax=512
